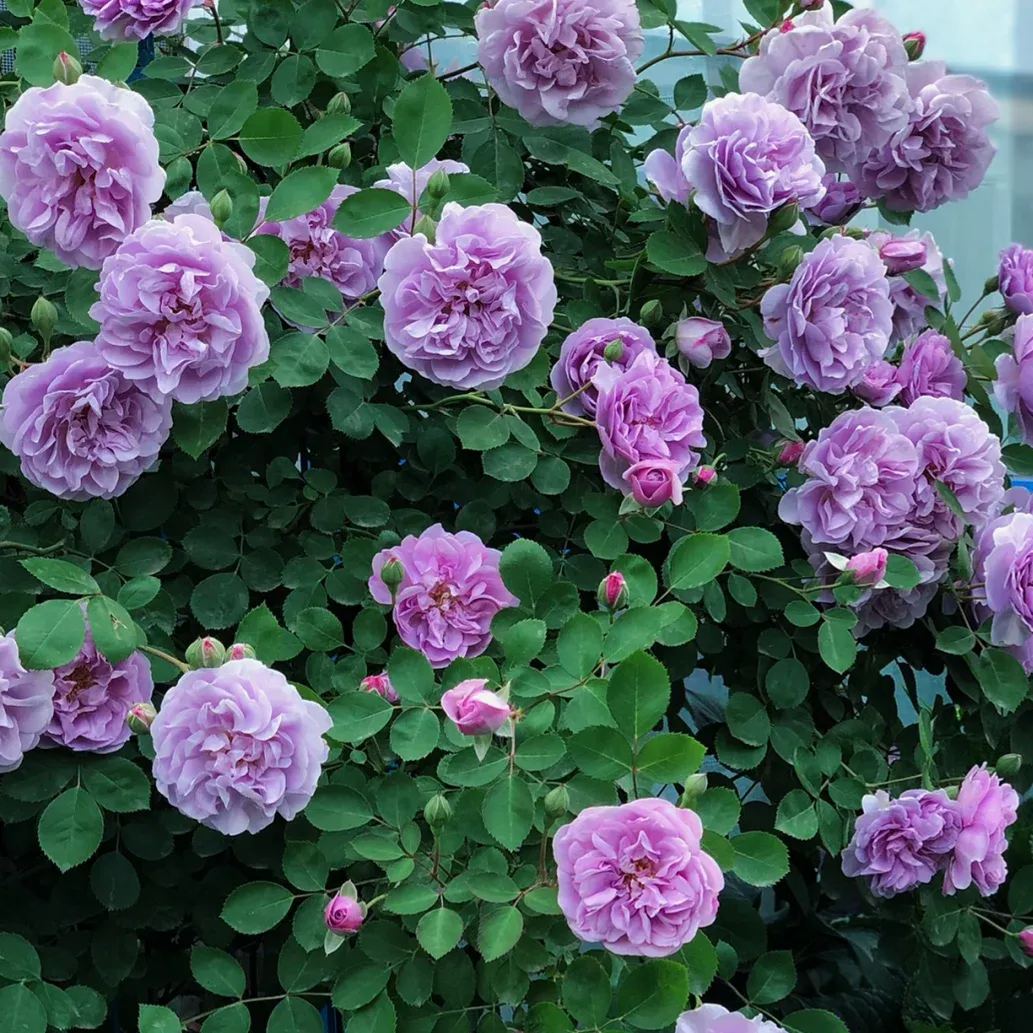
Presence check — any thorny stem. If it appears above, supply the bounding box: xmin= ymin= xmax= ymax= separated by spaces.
xmin=138 ymin=644 xmax=191 ymax=674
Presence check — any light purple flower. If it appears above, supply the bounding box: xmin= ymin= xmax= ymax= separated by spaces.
xmin=999 ymin=244 xmax=1033 ymax=315
xmin=867 ymin=229 xmax=948 ymax=341
xmin=845 ymin=548 xmax=888 ymax=586
xmin=368 ymin=524 xmax=518 ymax=669
xmin=373 ymin=159 xmax=470 ymax=239
xmin=895 ymin=330 xmax=966 ymax=405
xmin=80 ymin=0 xmax=200 ymax=40
xmin=807 ymin=174 xmax=863 ymax=225
xmin=92 ymin=214 xmax=270 ymax=405
xmin=878 ymin=237 xmax=927 ymax=275
xmin=739 ymin=6 xmax=910 ymax=172
xmin=1020 ymin=928 xmax=1033 ymax=958
xmin=852 ymin=359 xmax=901 ymax=407
xmin=624 ymin=460 xmax=684 ymax=508
xmin=553 ymin=798 xmax=723 ymax=957
xmin=256 ymin=185 xmax=388 ymax=302
xmin=440 ymin=679 xmax=511 ymax=735
xmin=685 ymin=92 xmax=826 ymax=257
xmin=761 ymin=235 xmax=893 ymax=394
xmin=45 ymin=632 xmax=153 ymax=754
xmin=0 ymin=632 xmax=55 ymax=774
xmin=943 ymin=765 xmax=1019 ymax=897
xmin=644 ymin=126 xmax=692 ymax=205
xmin=550 ymin=317 xmax=657 ymax=417
xmin=676 ymin=318 xmax=732 ymax=370
xmin=361 ymin=673 xmax=399 ymax=704
xmin=593 ymin=351 xmax=706 ymax=496
xmin=853 ymin=62 xmax=998 ymax=213
xmin=853 ymin=580 xmax=943 ymax=638
xmin=842 ymin=789 xmax=960 ymax=897
xmin=0 ymin=76 xmax=164 ymax=269
xmin=973 ymin=510 xmax=1033 ymax=668
xmin=162 ymin=190 xmax=215 ymax=222
xmin=995 ymin=313 xmax=1033 ymax=444
xmin=475 ymin=0 xmax=643 ymax=129
xmin=379 ymin=202 xmax=556 ymax=390
xmin=151 ymin=659 xmax=331 ymax=836
xmin=676 ymin=1005 xmax=786 ymax=1033
xmin=0 ymin=341 xmax=172 ymax=501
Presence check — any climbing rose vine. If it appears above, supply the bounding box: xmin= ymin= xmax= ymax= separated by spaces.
xmin=0 ymin=2 xmax=1031 ymax=1032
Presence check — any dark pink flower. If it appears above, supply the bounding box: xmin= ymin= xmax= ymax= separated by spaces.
xmin=440 ymin=679 xmax=511 ymax=735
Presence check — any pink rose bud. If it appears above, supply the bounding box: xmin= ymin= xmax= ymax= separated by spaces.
xmin=623 ymin=459 xmax=684 ymax=508
xmin=127 ymin=702 xmax=156 ymax=734
xmin=185 ymin=636 xmax=226 ymax=669
xmin=361 ymin=673 xmax=399 ymax=704
xmin=780 ymin=19 xmax=794 ymax=33
xmin=676 ymin=317 xmax=732 ymax=370
xmin=903 ymin=31 xmax=926 ymax=60
xmin=845 ymin=548 xmax=888 ymax=586
xmin=1020 ymin=928 xmax=1033 ymax=958
xmin=695 ymin=466 xmax=717 ymax=486
xmin=52 ymin=52 xmax=82 ymax=85
xmin=324 ymin=893 xmax=364 ymax=935
xmin=878 ymin=238 xmax=928 ymax=275
xmin=599 ymin=571 xmax=629 ymax=610
xmin=379 ymin=557 xmax=405 ymax=593
xmin=602 ymin=338 xmax=624 ymax=363
xmin=778 ymin=440 xmax=805 ymax=466
xmin=441 ymin=679 xmax=511 ymax=736
xmin=226 ymin=642 xmax=257 ymax=661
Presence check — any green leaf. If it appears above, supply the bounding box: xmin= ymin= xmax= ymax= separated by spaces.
xmin=500 ymin=617 xmax=547 ymax=666
xmin=775 ymin=789 xmax=819 ymax=840
xmin=87 ymin=595 xmax=138 ymax=664
xmin=16 ymin=19 xmax=77 ymax=86
xmin=20 ymin=557 xmax=99 ymax=595
xmin=727 ymin=527 xmax=784 ymax=572
xmin=293 ymin=607 xmax=344 ymax=651
xmin=221 ymin=882 xmax=294 ymax=934
xmin=747 ymin=951 xmax=796 ymax=1005
xmin=82 ymin=756 xmax=151 ymax=813
xmin=976 ymin=647 xmax=1029 ymax=713
xmin=568 ymin=726 xmax=633 ymax=779
xmin=191 ymin=946 xmax=246 ymax=998
xmin=327 ymin=326 xmax=379 ymax=378
xmin=191 ymin=573 xmax=250 ymax=629
xmin=90 ymin=852 xmax=140 ymax=911
xmin=936 ymin=626 xmax=976 ymax=655
xmin=208 ymin=80 xmax=259 ymax=140
xmin=563 ymin=956 xmax=611 ymax=1027
xmin=783 ymin=1010 xmax=850 ymax=1033
xmin=604 ymin=607 xmax=667 ymax=662
xmin=332 ymin=188 xmax=411 ymax=239
xmin=15 ymin=599 xmax=86 ymax=669
xmin=0 ymin=933 xmax=40 ymax=982
xmin=271 ymin=333 xmax=330 ymax=387
xmin=415 ymin=908 xmax=463 ymax=960
xmin=328 ymin=691 xmax=393 ymax=743
xmin=0 ymin=984 xmax=47 ymax=1033
xmin=646 ymin=231 xmax=707 ymax=277
xmin=118 ymin=576 xmax=161 ymax=611
xmin=557 ymin=612 xmax=603 ymax=678
xmin=697 ymin=787 xmax=741 ymax=835
xmin=267 ymin=997 xmax=323 ymax=1033
xmin=457 ymin=405 xmax=510 ymax=450
xmin=393 ymin=74 xmax=453 ymax=170
xmin=731 ymin=831 xmax=790 ymax=887
xmin=236 ymin=604 xmax=303 ymax=664
xmin=38 ymin=787 xmax=103 ymax=872
xmin=138 ymin=1005 xmax=180 ymax=1033
xmin=237 ymin=381 xmax=292 ymax=434
xmin=264 ymin=166 xmax=339 ymax=222
xmin=725 ymin=693 xmax=770 ymax=746
xmin=884 ymin=554 xmax=921 ymax=590
xmin=305 ymin=784 xmax=373 ymax=831
xmin=315 ymin=24 xmax=375 ymax=77
xmin=477 ymin=905 xmax=523 ymax=961
xmin=482 ymin=775 xmax=534 ymax=849
xmin=499 ymin=538 xmax=553 ymax=611
xmin=616 ymin=959 xmax=690 ymax=1029
xmin=765 ymin=657 xmax=809 ymax=709
xmin=200 ymin=1004 xmax=251 ymax=1033
xmin=389 ymin=709 xmax=440 ymax=761
xmin=666 ymin=533 xmax=730 ymax=589
xmin=173 ymin=400 xmax=229 ymax=459
xmin=818 ymin=618 xmax=856 ymax=674
xmin=607 ymin=650 xmax=670 ymax=739
xmin=239 ymin=108 xmax=303 ymax=166
xmin=636 ymin=733 xmax=705 ymax=782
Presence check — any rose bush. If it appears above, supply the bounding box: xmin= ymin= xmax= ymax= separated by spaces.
xmin=0 ymin=1 xmax=1032 ymax=1032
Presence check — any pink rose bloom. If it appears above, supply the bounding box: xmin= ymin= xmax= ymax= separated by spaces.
xmin=777 ymin=440 xmax=804 ymax=466
xmin=440 ymin=679 xmax=511 ymax=735
xmin=846 ymin=548 xmax=888 ymax=585
xmin=553 ymin=797 xmax=723 ymax=957
xmin=361 ymin=673 xmax=399 ymax=704
xmin=324 ymin=894 xmax=364 ymax=934
xmin=942 ymin=765 xmax=1019 ymax=897
xmin=676 ymin=318 xmax=732 ymax=370
xmin=624 ymin=460 xmax=684 ymax=508
xmin=676 ymin=1005 xmax=787 ymax=1033
xmin=1020 ymin=928 xmax=1033 ymax=958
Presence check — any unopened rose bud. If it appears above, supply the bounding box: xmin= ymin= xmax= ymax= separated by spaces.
xmin=695 ymin=466 xmax=717 ymax=487
xmin=53 ymin=51 xmax=82 ymax=85
xmin=30 ymin=297 xmax=58 ymax=342
xmin=639 ymin=299 xmax=663 ymax=328
xmin=0 ymin=328 xmax=12 ymax=366
xmin=878 ymin=238 xmax=928 ymax=275
xmin=544 ymin=784 xmax=569 ymax=818
xmin=997 ymin=753 xmax=1022 ymax=778
xmin=984 ymin=274 xmax=1001 ymax=295
xmin=777 ymin=440 xmax=805 ymax=466
xmin=426 ymin=169 xmax=451 ymax=199
xmin=413 ymin=214 xmax=436 ymax=242
xmin=226 ymin=642 xmax=257 ymax=661
xmin=379 ymin=558 xmax=404 ymax=595
xmin=361 ymin=672 xmax=399 ymax=703
xmin=679 ymin=773 xmax=708 ymax=807
xmin=676 ymin=318 xmax=731 ymax=370
xmin=327 ymin=143 xmax=351 ymax=170
xmin=327 ymin=92 xmax=352 ymax=115
xmin=324 ymin=892 xmax=364 ymax=935
xmin=602 ymin=338 xmax=624 ymax=363
xmin=598 ymin=571 xmax=628 ymax=611
xmin=808 ymin=176 xmax=863 ymax=226
xmin=210 ymin=190 xmax=232 ymax=228
xmin=424 ymin=793 xmax=452 ymax=828
xmin=903 ymin=31 xmax=926 ymax=61
xmin=778 ymin=245 xmax=805 ymax=278
xmin=1020 ymin=928 xmax=1033 ymax=959
xmin=767 ymin=202 xmax=800 ymax=237
xmin=185 ymin=636 xmax=226 ymax=669
xmin=780 ymin=19 xmax=794 ymax=33
xmin=844 ymin=547 xmax=888 ymax=586
xmin=127 ymin=702 xmax=157 ymax=734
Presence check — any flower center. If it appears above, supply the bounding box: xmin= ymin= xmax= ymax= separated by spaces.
xmin=429 ymin=582 xmax=455 ymax=609
xmin=63 ymin=662 xmax=95 ymax=702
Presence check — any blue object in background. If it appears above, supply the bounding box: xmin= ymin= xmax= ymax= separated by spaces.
xmin=128 ymin=36 xmax=154 ymax=83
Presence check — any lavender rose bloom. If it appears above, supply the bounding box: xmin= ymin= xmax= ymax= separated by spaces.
xmin=92 ymin=215 xmax=270 ymax=405
xmin=624 ymin=460 xmax=684 ymax=508
xmin=677 ymin=1005 xmax=787 ymax=1033
xmin=553 ymin=798 xmax=723 ymax=957
xmin=895 ymin=331 xmax=966 ymax=405
xmin=973 ymin=511 xmax=1033 ymax=669
xmin=854 ymin=62 xmax=998 ymax=213
xmin=325 ymin=894 xmax=364 ymax=934
xmin=379 ymin=203 xmax=556 ymax=390
xmin=739 ymin=6 xmax=909 ymax=172
xmin=867 ymin=229 xmax=948 ymax=341
xmin=151 ymin=660 xmax=331 ymax=835
xmin=644 ymin=126 xmax=692 ymax=205
xmin=852 ymin=359 xmax=901 ymax=407
xmin=475 ymin=0 xmax=643 ymax=129
xmin=761 ymin=235 xmax=893 ymax=394
xmin=0 ymin=340 xmax=172 ymax=501
xmin=593 ymin=351 xmax=706 ymax=495
xmin=369 ymin=524 xmax=518 ymax=668
xmin=0 ymin=76 xmax=164 ymax=269
xmin=550 ymin=317 xmax=657 ymax=416
xmin=685 ymin=92 xmax=826 ymax=257
xmin=995 ymin=314 xmax=1033 ymax=444
xmin=45 ymin=633 xmax=153 ymax=753
xmin=842 ymin=789 xmax=960 ymax=897
xmin=807 ymin=174 xmax=862 ymax=225
xmin=440 ymin=679 xmax=511 ymax=735
xmin=80 ymin=0 xmax=200 ymax=40
xmin=162 ymin=190 xmax=215 ymax=222
xmin=374 ymin=159 xmax=470 ymax=239
xmin=943 ymin=765 xmax=1019 ymax=897
xmin=256 ymin=185 xmax=390 ymax=298
xmin=999 ymin=244 xmax=1033 ymax=315
xmin=676 ymin=318 xmax=732 ymax=370
xmin=0 ymin=633 xmax=55 ymax=773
